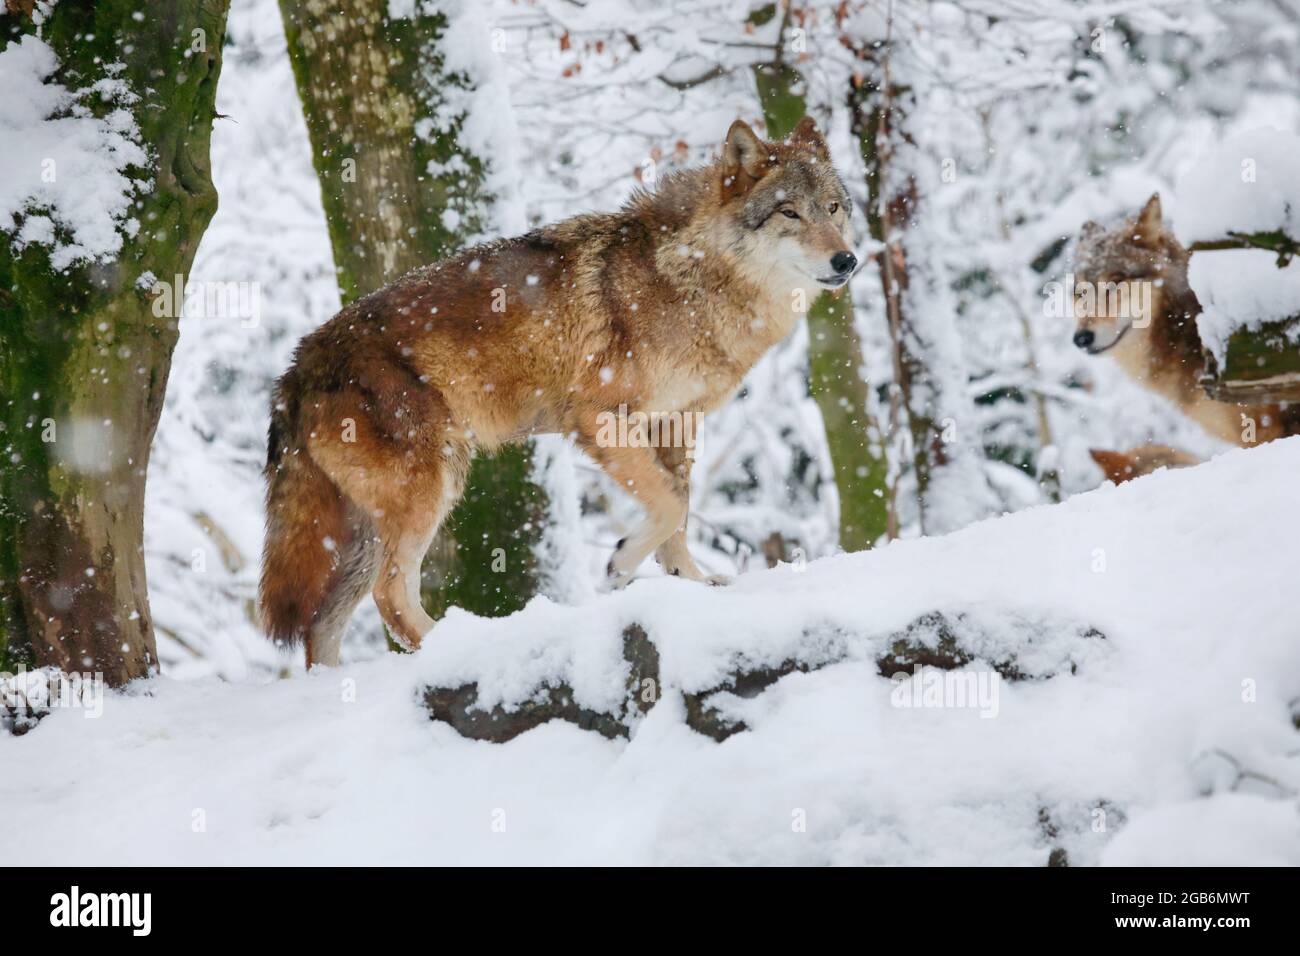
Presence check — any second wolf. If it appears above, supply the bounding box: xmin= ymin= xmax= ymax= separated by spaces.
xmin=1071 ymin=193 xmax=1299 ymax=446
xmin=260 ymin=117 xmax=856 ymax=666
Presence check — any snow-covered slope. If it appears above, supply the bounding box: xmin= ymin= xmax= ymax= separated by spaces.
xmin=5 ymin=439 xmax=1299 ymax=865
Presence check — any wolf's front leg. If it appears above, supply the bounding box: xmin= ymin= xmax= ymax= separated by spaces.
xmin=577 ymin=428 xmax=691 ymax=587
xmin=651 ymin=443 xmax=729 ymax=586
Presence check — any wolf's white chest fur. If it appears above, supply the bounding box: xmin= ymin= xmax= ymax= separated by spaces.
xmin=1111 ymin=325 xmax=1242 ymax=444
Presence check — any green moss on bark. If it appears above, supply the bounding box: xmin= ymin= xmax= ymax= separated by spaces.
xmin=0 ymin=1 xmax=230 ymax=683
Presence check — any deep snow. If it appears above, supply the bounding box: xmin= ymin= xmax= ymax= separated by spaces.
xmin=4 ymin=438 xmax=1298 ymax=865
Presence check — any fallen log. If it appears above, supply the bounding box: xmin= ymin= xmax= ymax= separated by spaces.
xmin=422 ymin=609 xmax=1108 ymax=744
xmin=1200 ymin=317 xmax=1300 ymax=403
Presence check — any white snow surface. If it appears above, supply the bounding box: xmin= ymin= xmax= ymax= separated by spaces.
xmin=1173 ymin=127 xmax=1300 ymax=245
xmin=6 ymin=439 xmax=1299 ymax=865
xmin=1190 ymin=250 xmax=1300 ymax=366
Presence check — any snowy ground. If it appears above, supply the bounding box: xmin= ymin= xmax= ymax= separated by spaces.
xmin=5 ymin=439 xmax=1298 ymax=866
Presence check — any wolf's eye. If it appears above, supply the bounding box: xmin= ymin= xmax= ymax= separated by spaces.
xmin=828 ymin=202 xmax=839 ymax=214
xmin=781 ymin=208 xmax=800 ymax=219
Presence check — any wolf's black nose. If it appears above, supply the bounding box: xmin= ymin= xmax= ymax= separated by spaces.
xmin=831 ymin=251 xmax=857 ymax=276
xmin=1073 ymin=329 xmax=1095 ymax=350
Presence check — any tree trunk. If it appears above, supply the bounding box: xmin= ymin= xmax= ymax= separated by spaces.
xmin=278 ymin=0 xmax=548 ymax=620
xmin=849 ymin=68 xmax=935 ymax=536
xmin=0 ymin=1 xmax=230 ymax=684
xmin=753 ymin=58 xmax=890 ymax=552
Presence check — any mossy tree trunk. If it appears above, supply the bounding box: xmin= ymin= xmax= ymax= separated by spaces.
xmin=753 ymin=54 xmax=889 ymax=552
xmin=278 ymin=0 xmax=546 ymax=620
xmin=0 ymin=1 xmax=230 ymax=684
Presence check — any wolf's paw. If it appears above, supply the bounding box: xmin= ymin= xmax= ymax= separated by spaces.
xmin=605 ymin=540 xmax=637 ymax=590
xmin=605 ymin=570 xmax=636 ymax=591
xmin=664 ymin=565 xmax=731 ymax=586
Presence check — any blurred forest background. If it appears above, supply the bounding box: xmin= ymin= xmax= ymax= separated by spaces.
xmin=4 ymin=0 xmax=1299 ymax=680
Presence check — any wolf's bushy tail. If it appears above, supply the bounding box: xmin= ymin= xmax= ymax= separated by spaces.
xmin=259 ymin=388 xmax=377 ymax=665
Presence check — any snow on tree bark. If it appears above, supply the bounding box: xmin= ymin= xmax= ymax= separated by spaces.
xmin=1175 ymin=129 xmax=1300 ymax=404
xmin=848 ymin=61 xmax=931 ymax=537
xmin=0 ymin=1 xmax=231 ymax=684
xmin=845 ymin=22 xmax=998 ymax=538
xmin=277 ymin=0 xmax=548 ymax=620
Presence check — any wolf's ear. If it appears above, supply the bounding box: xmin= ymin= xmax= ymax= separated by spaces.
xmin=790 ymin=116 xmax=829 ymax=160
xmin=722 ymin=120 xmax=770 ymax=195
xmin=1080 ymin=220 xmax=1103 ymax=241
xmin=1134 ymin=193 xmax=1163 ymax=247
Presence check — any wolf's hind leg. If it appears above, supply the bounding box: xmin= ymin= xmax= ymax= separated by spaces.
xmin=307 ymin=386 xmax=469 ymax=655
xmin=372 ymin=513 xmax=440 ymax=651
xmin=306 ymin=504 xmax=381 ymax=667
xmin=367 ymin=448 xmax=469 ymax=651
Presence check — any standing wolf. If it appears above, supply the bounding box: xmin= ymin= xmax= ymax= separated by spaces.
xmin=260 ymin=117 xmax=856 ymax=666
xmin=1071 ymin=194 xmax=1298 ymax=446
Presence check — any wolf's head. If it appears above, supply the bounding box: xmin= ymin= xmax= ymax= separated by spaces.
xmin=1071 ymin=194 xmax=1179 ymax=354
xmin=717 ymin=117 xmax=856 ymax=292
